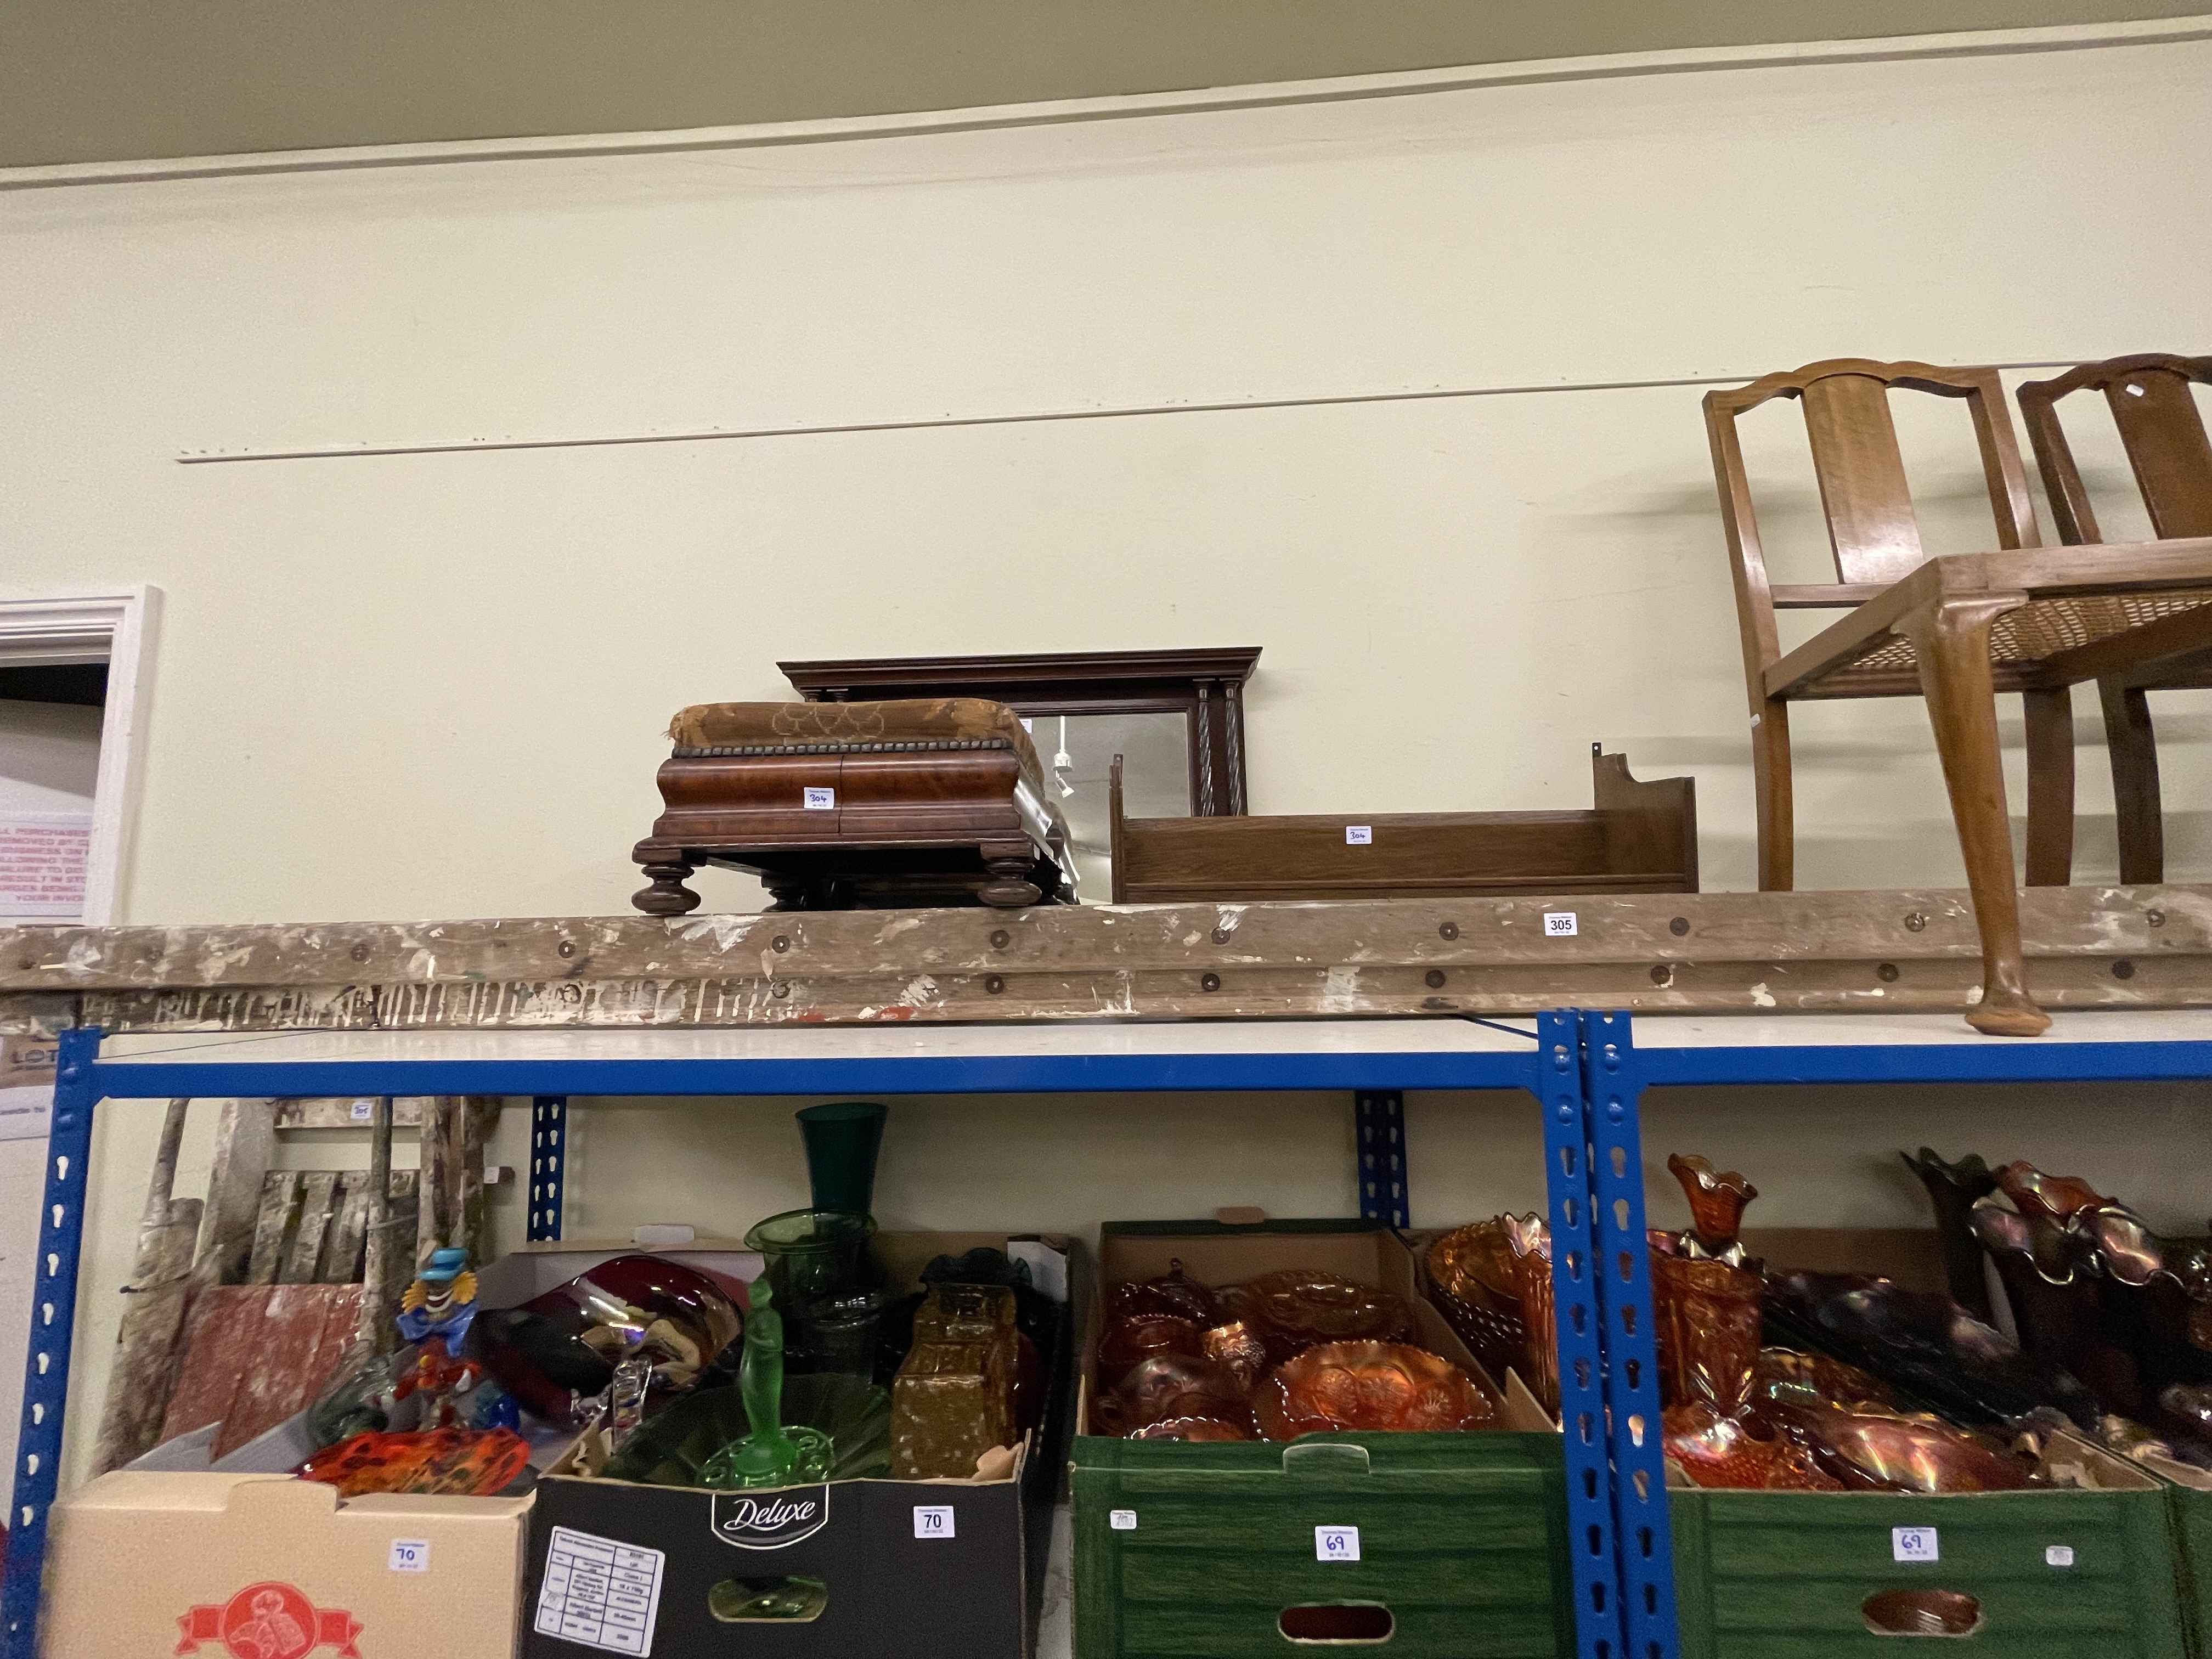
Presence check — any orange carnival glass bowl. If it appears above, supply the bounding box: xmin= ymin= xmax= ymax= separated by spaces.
xmin=1254 ymin=1341 xmax=1498 ymax=1440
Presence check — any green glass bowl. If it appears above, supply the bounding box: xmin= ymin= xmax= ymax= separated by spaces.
xmin=601 ymin=1373 xmax=891 ymax=1488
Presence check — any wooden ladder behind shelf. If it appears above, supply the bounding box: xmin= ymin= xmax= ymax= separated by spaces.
xmin=91 ymin=1094 xmax=496 ymax=1474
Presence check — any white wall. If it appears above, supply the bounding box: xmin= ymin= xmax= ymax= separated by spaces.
xmin=5 ymin=33 xmax=2211 ymax=1487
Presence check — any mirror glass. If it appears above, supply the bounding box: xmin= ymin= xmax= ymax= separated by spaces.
xmin=1025 ymin=711 xmax=1189 ymax=900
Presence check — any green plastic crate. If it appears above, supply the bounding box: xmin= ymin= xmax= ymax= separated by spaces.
xmin=2141 ymin=1457 xmax=2212 ymax=1657
xmin=1074 ymin=1431 xmax=1575 ymax=1658
xmin=1071 ymin=1221 xmax=1576 ymax=1659
xmin=1670 ymin=1438 xmax=2190 ymax=1659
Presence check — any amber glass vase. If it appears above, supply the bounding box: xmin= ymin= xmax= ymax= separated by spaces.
xmin=1652 ymin=1252 xmax=1762 ymax=1415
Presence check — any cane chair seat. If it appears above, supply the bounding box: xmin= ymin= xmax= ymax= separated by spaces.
xmin=1791 ymin=585 xmax=2212 ymax=698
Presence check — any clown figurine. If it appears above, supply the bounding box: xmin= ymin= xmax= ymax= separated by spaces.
xmin=394 ymin=1245 xmax=486 ymax=1426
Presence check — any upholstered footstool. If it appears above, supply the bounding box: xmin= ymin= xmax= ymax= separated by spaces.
xmin=631 ymin=698 xmax=1076 ymax=913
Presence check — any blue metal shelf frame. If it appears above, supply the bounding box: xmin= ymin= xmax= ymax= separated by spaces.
xmin=526 ymin=1095 xmax=568 ymax=1244
xmin=1542 ymin=1011 xmax=1635 ymax=1659
xmin=43 ymin=1047 xmax=1545 ymax=1101
xmin=1354 ymin=1090 xmax=1410 ymax=1227
xmin=2 ymin=1016 xmax=1657 ymax=1659
xmin=1 ymin=1030 xmax=98 ymax=1659
xmin=1629 ymin=1034 xmax=2212 ymax=1088
xmin=1581 ymin=1013 xmax=1678 ymax=1659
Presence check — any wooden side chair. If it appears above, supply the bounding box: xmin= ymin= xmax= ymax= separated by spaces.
xmin=2016 ymin=354 xmax=2212 ymax=884
xmin=1706 ymin=358 xmax=2212 ymax=1035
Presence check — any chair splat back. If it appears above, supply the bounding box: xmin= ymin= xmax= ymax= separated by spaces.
xmin=2018 ymin=354 xmax=2212 ymax=545
xmin=1707 ymin=358 xmax=2044 ymax=594
xmin=1799 ymin=371 xmax=1925 ymax=584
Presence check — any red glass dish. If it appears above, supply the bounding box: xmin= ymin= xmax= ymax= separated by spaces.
xmin=1254 ymin=1341 xmax=1497 ymax=1440
xmin=479 ymin=1252 xmax=744 ymax=1427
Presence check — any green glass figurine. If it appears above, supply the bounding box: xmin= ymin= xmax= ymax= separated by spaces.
xmin=698 ymin=1279 xmax=834 ymax=1490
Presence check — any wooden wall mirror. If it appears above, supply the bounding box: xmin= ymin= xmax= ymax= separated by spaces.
xmin=780 ymin=648 xmax=1260 ymax=901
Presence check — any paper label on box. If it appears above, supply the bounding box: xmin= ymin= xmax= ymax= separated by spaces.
xmin=388 ymin=1538 xmax=431 ymax=1572
xmin=1344 ymin=825 xmax=1372 ymax=845
xmin=803 ymin=787 xmax=836 ymax=810
xmin=1891 ymin=1526 xmax=1939 ymax=1563
xmin=535 ymin=1526 xmax=664 ymax=1656
xmin=1109 ymin=1510 xmax=1137 ymax=1531
xmin=1543 ymin=911 xmax=1578 ymax=937
xmin=913 ymin=1505 xmax=956 ymax=1539
xmin=2046 ymin=1544 xmax=2075 ymax=1567
xmin=1315 ymin=1525 xmax=1361 ymax=1562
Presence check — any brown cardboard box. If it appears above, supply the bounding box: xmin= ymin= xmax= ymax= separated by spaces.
xmin=42 ymin=1470 xmax=529 ymax=1658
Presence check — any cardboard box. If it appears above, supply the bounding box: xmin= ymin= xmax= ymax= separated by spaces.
xmin=518 ymin=1233 xmax=1074 ymax=1659
xmin=53 ymin=1244 xmax=730 ymax=1657
xmin=1071 ymin=1220 xmax=1571 ymax=1659
xmin=1669 ymin=1228 xmax=2191 ymax=1659
xmin=42 ymin=1470 xmax=530 ymax=1659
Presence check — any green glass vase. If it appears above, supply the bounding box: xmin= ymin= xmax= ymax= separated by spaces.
xmin=796 ymin=1101 xmax=886 ymax=1217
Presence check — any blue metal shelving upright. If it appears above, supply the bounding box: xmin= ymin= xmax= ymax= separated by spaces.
xmin=0 ymin=1012 xmax=1714 ymax=1659
xmin=3 ymin=1030 xmax=99 ymax=1659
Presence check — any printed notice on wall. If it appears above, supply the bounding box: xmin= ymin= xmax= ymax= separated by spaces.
xmin=0 ymin=814 xmax=91 ymax=919
xmin=0 ymin=1034 xmax=57 ymax=1144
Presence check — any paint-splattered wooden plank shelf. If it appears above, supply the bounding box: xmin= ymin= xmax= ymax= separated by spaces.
xmin=3 ymin=885 xmax=2207 ymax=1034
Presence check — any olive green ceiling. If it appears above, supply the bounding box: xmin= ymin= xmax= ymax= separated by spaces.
xmin=2 ymin=0 xmax=2204 ymax=168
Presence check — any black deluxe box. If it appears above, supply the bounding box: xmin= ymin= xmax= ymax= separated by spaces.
xmin=520 ymin=1232 xmax=1074 ymax=1659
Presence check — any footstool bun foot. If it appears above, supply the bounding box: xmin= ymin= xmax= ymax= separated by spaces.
xmin=979 ymin=848 xmax=1042 ymax=909
xmin=634 ymin=862 xmax=702 ymax=916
